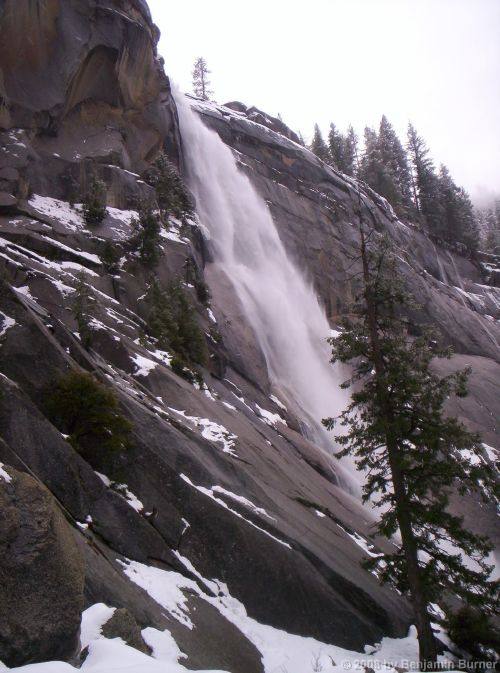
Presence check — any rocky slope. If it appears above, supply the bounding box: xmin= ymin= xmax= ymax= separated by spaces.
xmin=0 ymin=1 xmax=498 ymax=670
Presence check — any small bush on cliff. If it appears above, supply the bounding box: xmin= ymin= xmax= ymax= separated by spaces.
xmin=72 ymin=271 xmax=93 ymax=349
xmin=45 ymin=371 xmax=132 ymax=458
xmin=146 ymin=279 xmax=207 ymax=372
xmin=82 ymin=175 xmax=107 ymax=226
xmin=101 ymin=240 xmax=121 ymax=274
xmin=131 ymin=201 xmax=162 ymax=267
xmin=144 ymin=153 xmax=192 ymax=221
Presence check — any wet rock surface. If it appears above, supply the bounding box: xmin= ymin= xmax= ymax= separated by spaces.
xmin=0 ymin=1 xmax=498 ymax=670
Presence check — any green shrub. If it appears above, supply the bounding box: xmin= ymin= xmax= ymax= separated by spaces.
xmin=132 ymin=201 xmax=162 ymax=266
xmin=101 ymin=240 xmax=121 ymax=274
xmin=72 ymin=271 xmax=93 ymax=349
xmin=82 ymin=175 xmax=107 ymax=226
xmin=144 ymin=153 xmax=192 ymax=220
xmin=45 ymin=371 xmax=132 ymax=458
xmin=145 ymin=279 xmax=207 ymax=371
xmin=446 ymin=606 xmax=499 ymax=661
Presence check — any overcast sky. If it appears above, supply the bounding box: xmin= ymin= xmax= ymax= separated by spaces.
xmin=148 ymin=0 xmax=500 ymax=205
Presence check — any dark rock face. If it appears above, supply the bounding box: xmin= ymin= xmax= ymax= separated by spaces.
xmin=0 ymin=0 xmax=179 ymax=209
xmin=0 ymin=463 xmax=85 ymax=667
xmin=101 ymin=608 xmax=152 ymax=654
xmin=0 ymin=1 xmax=498 ymax=670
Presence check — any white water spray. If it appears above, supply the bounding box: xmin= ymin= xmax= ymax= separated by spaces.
xmin=175 ymin=93 xmax=350 ymax=467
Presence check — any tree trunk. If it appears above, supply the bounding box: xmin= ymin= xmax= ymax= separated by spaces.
xmin=358 ymin=222 xmax=438 ymax=669
xmin=387 ymin=447 xmax=439 ymax=669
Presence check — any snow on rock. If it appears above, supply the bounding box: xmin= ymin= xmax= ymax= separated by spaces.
xmin=255 ymin=404 xmax=287 ymax=427
xmin=202 ymin=385 xmax=219 ymax=402
xmin=211 ymin=485 xmax=276 ymax=521
xmin=120 ymin=560 xmax=196 ymax=630
xmin=28 ymin=195 xmax=85 ymax=230
xmin=141 ymin=627 xmax=187 ymax=663
xmin=49 ymin=278 xmax=76 ymax=297
xmin=344 ymin=530 xmax=380 ymax=558
xmin=94 ymin=471 xmax=143 ymax=512
xmin=39 ymin=236 xmax=101 ymax=265
xmin=159 ymin=218 xmax=188 ymax=245
xmin=2 ymin=602 xmax=229 ymax=671
xmin=121 ymin=554 xmax=457 ymax=673
xmin=130 ymin=353 xmax=158 ymax=378
xmin=13 ymin=285 xmax=35 ymax=300
xmin=483 ymin=443 xmax=499 ymax=463
xmin=0 ymin=312 xmax=15 ymax=338
xmin=107 ymin=207 xmax=138 ymax=226
xmin=269 ymin=394 xmax=287 ymax=411
xmin=0 ymin=559 xmax=458 ymax=673
xmin=80 ymin=603 xmax=116 ymax=649
xmin=0 ymin=462 xmax=13 ymax=483
xmin=113 ymin=483 xmax=144 ymax=513
xmin=180 ymin=474 xmax=290 ymax=549
xmin=151 ymin=349 xmax=173 ymax=367
xmin=95 ymin=471 xmax=111 ymax=487
xmin=169 ymin=408 xmax=238 ymax=456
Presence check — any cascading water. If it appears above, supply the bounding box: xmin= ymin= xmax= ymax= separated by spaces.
xmin=174 ymin=91 xmax=354 ymax=487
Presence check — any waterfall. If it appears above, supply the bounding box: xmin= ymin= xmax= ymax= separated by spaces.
xmin=174 ymin=91 xmax=353 ymax=484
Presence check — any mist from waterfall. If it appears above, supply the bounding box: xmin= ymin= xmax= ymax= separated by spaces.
xmin=174 ymin=92 xmax=351 ymax=471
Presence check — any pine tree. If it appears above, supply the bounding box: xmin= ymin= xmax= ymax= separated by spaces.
xmin=328 ymin=123 xmax=345 ymax=170
xmin=45 ymin=371 xmax=131 ymax=459
xmin=310 ymin=124 xmax=330 ymax=164
xmin=343 ymin=125 xmax=359 ymax=177
xmin=437 ymin=165 xmax=479 ymax=253
xmin=82 ymin=175 xmax=107 ymax=227
xmin=377 ymin=115 xmax=413 ymax=214
xmin=192 ymin=57 xmax=213 ymax=101
xmin=132 ymin=200 xmax=162 ymax=267
xmin=481 ymin=208 xmax=499 ymax=254
xmin=101 ymin=240 xmax=121 ymax=274
xmin=72 ymin=271 xmax=93 ymax=349
xmin=359 ymin=127 xmax=385 ymax=194
xmin=406 ymin=124 xmax=442 ymax=234
xmin=145 ymin=279 xmax=207 ymax=369
xmin=323 ymin=222 xmax=498 ymax=667
xmin=144 ymin=153 xmax=192 ymax=221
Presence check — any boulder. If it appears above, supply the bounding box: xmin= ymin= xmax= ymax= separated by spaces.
xmin=101 ymin=608 xmax=152 ymax=655
xmin=0 ymin=463 xmax=84 ymax=667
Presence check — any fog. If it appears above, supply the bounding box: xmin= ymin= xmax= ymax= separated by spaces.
xmin=148 ymin=0 xmax=500 ymax=204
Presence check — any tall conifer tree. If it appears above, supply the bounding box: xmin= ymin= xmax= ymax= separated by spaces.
xmin=310 ymin=123 xmax=330 ymax=164
xmin=324 ymin=218 xmax=498 ymax=668
xmin=192 ymin=57 xmax=213 ymax=100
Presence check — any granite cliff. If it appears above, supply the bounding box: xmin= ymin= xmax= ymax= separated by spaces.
xmin=0 ymin=1 xmax=498 ymax=670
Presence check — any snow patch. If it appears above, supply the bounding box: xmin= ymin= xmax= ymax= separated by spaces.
xmin=131 ymin=353 xmax=158 ymax=378
xmin=80 ymin=603 xmax=116 ymax=649
xmin=28 ymin=195 xmax=85 ymax=230
xmin=180 ymin=474 xmax=290 ymax=548
xmin=255 ymin=404 xmax=287 ymax=427
xmin=269 ymin=394 xmax=287 ymax=411
xmin=169 ymin=408 xmax=238 ymax=456
xmin=0 ymin=312 xmax=15 ymax=338
xmin=94 ymin=471 xmax=143 ymax=512
xmin=0 ymin=463 xmax=12 ymax=483
xmin=120 ymin=560 xmax=196 ymax=629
